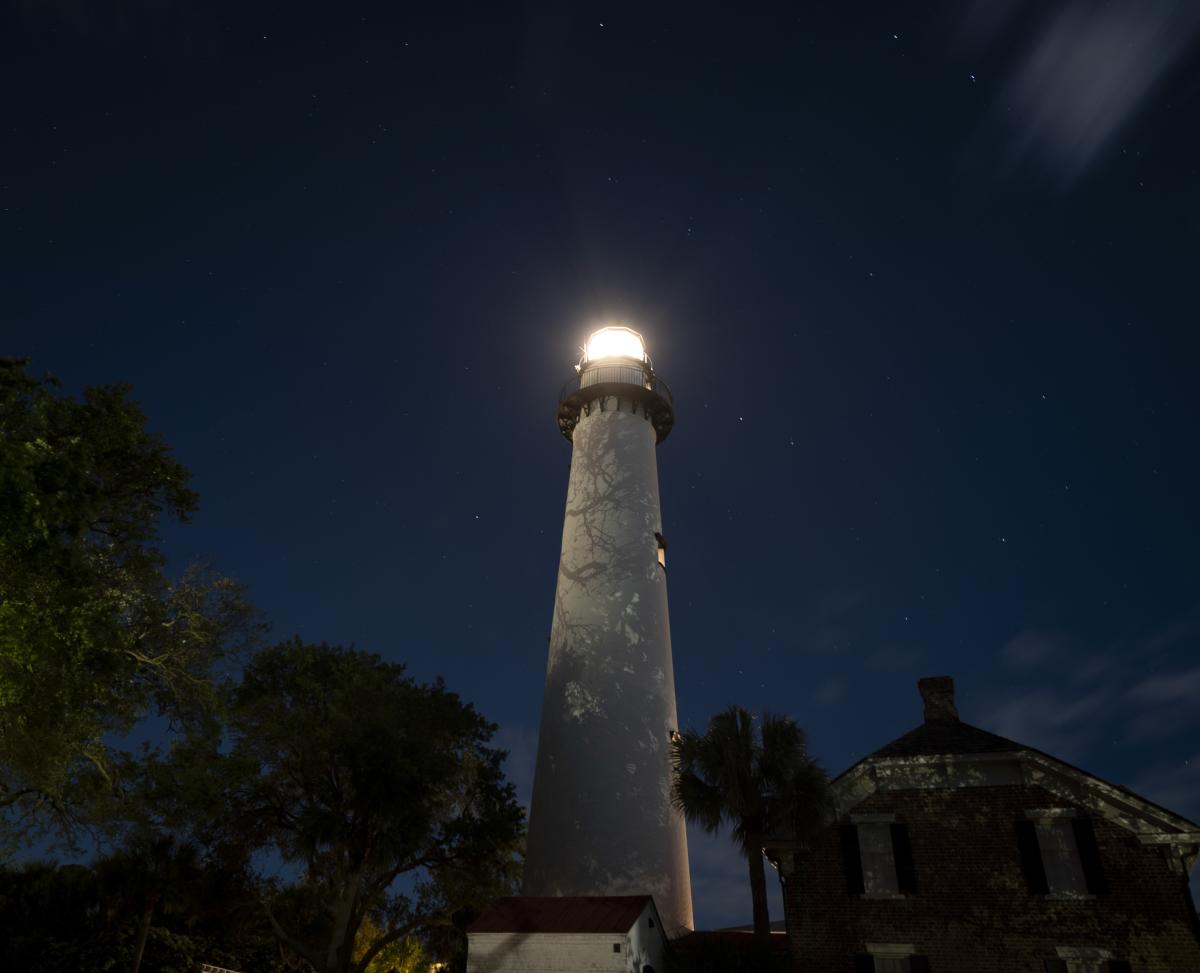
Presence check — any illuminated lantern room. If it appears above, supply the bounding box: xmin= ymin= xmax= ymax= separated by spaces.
xmin=583 ymin=325 xmax=647 ymax=364
xmin=557 ymin=324 xmax=674 ymax=443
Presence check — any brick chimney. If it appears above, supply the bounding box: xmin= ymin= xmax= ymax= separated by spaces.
xmin=918 ymin=676 xmax=959 ymax=723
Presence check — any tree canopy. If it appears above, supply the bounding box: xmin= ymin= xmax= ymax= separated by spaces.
xmin=160 ymin=639 xmax=525 ymax=973
xmin=0 ymin=359 xmax=255 ymax=847
xmin=671 ymin=706 xmax=831 ymax=939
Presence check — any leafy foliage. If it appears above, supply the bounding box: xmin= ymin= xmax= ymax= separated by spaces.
xmin=671 ymin=706 xmax=831 ymax=938
xmin=163 ymin=640 xmax=524 ymax=973
xmin=0 ymin=849 xmax=281 ymax=973
xmin=0 ymin=359 xmax=257 ymax=845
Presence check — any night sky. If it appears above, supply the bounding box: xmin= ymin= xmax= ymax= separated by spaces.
xmin=5 ymin=1 xmax=1200 ymax=928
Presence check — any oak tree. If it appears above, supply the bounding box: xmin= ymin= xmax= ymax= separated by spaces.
xmin=168 ymin=640 xmax=524 ymax=973
xmin=0 ymin=359 xmax=255 ymax=846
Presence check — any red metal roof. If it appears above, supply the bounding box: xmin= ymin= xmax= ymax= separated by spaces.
xmin=469 ymin=896 xmax=653 ymax=934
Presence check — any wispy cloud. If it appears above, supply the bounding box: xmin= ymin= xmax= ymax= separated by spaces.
xmin=956 ymin=0 xmax=1200 ymax=181
xmin=999 ymin=629 xmax=1063 ymax=671
xmin=811 ymin=678 xmax=845 ymax=707
xmin=1003 ymin=1 xmax=1200 ymax=178
xmin=1130 ymin=754 xmax=1200 ymax=825
xmin=1121 ymin=666 xmax=1200 ymax=743
xmin=981 ymin=614 xmax=1200 ymax=762
xmin=982 ymin=685 xmax=1112 ymax=761
xmin=1127 ymin=666 xmax=1200 ymax=704
xmin=954 ymin=0 xmax=1028 ymax=53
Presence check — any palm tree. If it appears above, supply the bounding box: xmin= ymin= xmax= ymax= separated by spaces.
xmin=671 ymin=706 xmax=831 ymax=939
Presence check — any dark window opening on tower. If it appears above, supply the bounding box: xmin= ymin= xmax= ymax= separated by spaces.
xmin=613 ymin=943 xmax=621 ymax=953
xmin=655 ymin=531 xmax=667 ymax=569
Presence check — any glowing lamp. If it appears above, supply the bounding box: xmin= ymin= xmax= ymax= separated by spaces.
xmin=584 ymin=325 xmax=646 ymax=363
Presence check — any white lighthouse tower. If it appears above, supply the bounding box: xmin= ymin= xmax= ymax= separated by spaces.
xmin=523 ymin=326 xmax=693 ymax=935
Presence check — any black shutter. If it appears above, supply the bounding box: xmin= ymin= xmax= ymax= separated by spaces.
xmin=1015 ymin=820 xmax=1048 ymax=894
xmin=1104 ymin=962 xmax=1132 ymax=973
xmin=1043 ymin=962 xmax=1069 ymax=973
xmin=1187 ymin=878 xmax=1200 ymax=941
xmin=1073 ymin=817 xmax=1109 ymax=895
xmin=909 ymin=956 xmax=931 ymax=973
xmin=841 ymin=824 xmax=865 ymax=894
xmin=891 ymin=822 xmax=917 ymax=894
xmin=853 ymin=956 xmax=875 ymax=973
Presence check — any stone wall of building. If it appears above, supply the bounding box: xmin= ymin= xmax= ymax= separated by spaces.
xmin=466 ymin=930 xmax=657 ymax=973
xmin=779 ymin=782 xmax=1200 ymax=972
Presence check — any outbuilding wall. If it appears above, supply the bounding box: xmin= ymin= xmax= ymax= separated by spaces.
xmin=780 ymin=782 xmax=1200 ymax=972
xmin=626 ymin=903 xmax=667 ymax=971
xmin=466 ymin=931 xmax=629 ymax=973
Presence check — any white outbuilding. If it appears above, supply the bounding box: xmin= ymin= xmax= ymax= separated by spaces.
xmin=466 ymin=895 xmax=668 ymax=973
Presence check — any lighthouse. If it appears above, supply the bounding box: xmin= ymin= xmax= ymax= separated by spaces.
xmin=523 ymin=326 xmax=693 ymax=935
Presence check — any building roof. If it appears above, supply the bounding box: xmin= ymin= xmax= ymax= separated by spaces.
xmin=468 ymin=896 xmax=654 ymax=934
xmin=863 ymin=718 xmax=1025 ymax=762
xmin=831 ymin=677 xmax=1200 ymax=834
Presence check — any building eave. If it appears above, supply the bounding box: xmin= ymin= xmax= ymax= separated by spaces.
xmin=829 ymin=746 xmax=1200 ymax=873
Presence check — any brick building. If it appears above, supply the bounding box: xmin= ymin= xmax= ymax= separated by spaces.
xmin=767 ymin=677 xmax=1200 ymax=973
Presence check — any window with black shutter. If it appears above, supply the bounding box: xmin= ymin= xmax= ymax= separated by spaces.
xmin=1072 ymin=817 xmax=1109 ymax=895
xmin=1104 ymin=962 xmax=1132 ymax=973
xmin=841 ymin=824 xmax=865 ymax=895
xmin=1044 ymin=962 xmax=1068 ymax=973
xmin=843 ymin=820 xmax=914 ymax=895
xmin=1015 ymin=819 xmax=1050 ymax=894
xmin=1019 ymin=814 xmax=1107 ymax=896
xmin=891 ymin=822 xmax=917 ymax=894
xmin=1012 ymin=815 xmax=1051 ymax=892
xmin=854 ymin=956 xmax=875 ymax=973
xmin=909 ymin=957 xmax=931 ymax=973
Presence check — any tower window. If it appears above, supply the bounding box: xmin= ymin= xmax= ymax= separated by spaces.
xmin=613 ymin=943 xmax=621 ymax=953
xmin=655 ymin=531 xmax=667 ymax=569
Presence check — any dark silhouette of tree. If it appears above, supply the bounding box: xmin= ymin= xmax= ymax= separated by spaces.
xmin=0 ymin=847 xmax=279 ymax=973
xmin=0 ymin=358 xmax=258 ymax=846
xmin=671 ymin=706 xmax=831 ymax=940
xmin=163 ymin=639 xmax=524 ymax=973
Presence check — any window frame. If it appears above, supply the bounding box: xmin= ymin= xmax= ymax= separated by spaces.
xmin=856 ymin=946 xmax=931 ymax=973
xmin=842 ymin=817 xmax=917 ymax=897
xmin=1016 ymin=811 xmax=1108 ymax=897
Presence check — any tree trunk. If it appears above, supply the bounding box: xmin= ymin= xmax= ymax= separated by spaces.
xmin=747 ymin=838 xmax=771 ymax=939
xmin=130 ymin=898 xmax=155 ymax=973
